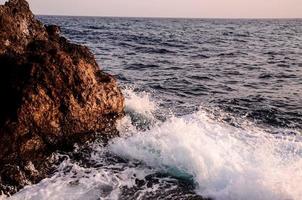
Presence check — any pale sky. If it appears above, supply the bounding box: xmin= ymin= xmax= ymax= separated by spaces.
xmin=1 ymin=0 xmax=301 ymax=18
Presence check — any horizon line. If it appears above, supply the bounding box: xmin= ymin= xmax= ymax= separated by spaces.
xmin=36 ymin=14 xmax=302 ymax=20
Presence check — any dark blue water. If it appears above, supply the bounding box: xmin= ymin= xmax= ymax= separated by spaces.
xmin=39 ymin=16 xmax=302 ymax=130
xmin=9 ymin=16 xmax=301 ymax=200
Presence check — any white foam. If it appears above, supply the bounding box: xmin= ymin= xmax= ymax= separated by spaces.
xmin=110 ymin=110 xmax=302 ymax=200
xmin=7 ymin=90 xmax=302 ymax=200
xmin=7 ymin=154 xmax=152 ymax=200
xmin=3 ymin=89 xmax=158 ymax=200
xmin=123 ymin=88 xmax=157 ymax=118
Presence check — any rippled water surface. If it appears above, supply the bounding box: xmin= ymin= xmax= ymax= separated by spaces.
xmin=5 ymin=17 xmax=302 ymax=200
xmin=39 ymin=17 xmax=302 ymax=129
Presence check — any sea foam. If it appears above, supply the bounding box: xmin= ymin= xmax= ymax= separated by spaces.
xmin=111 ymin=110 xmax=302 ymax=200
xmin=111 ymin=89 xmax=302 ymax=200
xmin=6 ymin=89 xmax=302 ymax=200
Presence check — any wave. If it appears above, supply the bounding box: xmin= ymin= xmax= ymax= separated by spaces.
xmin=4 ymin=89 xmax=302 ymax=200
xmin=123 ymin=88 xmax=157 ymax=119
xmin=111 ymin=111 xmax=302 ymax=200
xmin=113 ymin=89 xmax=302 ymax=200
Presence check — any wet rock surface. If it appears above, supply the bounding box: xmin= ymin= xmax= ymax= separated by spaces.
xmin=0 ymin=0 xmax=124 ymax=194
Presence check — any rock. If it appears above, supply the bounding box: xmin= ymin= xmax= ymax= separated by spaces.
xmin=0 ymin=0 xmax=124 ymax=194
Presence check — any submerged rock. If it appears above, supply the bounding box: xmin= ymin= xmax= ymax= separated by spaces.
xmin=0 ymin=0 xmax=124 ymax=194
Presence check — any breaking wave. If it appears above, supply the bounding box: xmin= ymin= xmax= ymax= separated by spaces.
xmin=4 ymin=89 xmax=302 ymax=200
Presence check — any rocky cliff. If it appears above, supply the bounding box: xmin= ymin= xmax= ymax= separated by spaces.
xmin=0 ymin=0 xmax=124 ymax=194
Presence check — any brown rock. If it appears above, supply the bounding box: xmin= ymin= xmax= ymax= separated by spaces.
xmin=0 ymin=0 xmax=124 ymax=194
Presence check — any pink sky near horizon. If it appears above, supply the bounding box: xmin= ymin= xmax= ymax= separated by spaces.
xmin=1 ymin=0 xmax=301 ymax=18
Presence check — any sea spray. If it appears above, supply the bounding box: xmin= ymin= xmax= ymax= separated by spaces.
xmin=110 ymin=110 xmax=302 ymax=200
xmin=123 ymin=87 xmax=157 ymax=118
xmin=7 ymin=89 xmax=302 ymax=200
xmin=122 ymin=87 xmax=159 ymax=130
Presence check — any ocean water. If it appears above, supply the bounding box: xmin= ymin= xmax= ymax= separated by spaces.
xmin=3 ymin=17 xmax=302 ymax=200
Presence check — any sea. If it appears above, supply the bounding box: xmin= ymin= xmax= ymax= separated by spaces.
xmin=3 ymin=17 xmax=302 ymax=200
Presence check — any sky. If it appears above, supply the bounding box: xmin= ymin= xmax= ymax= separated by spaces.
xmin=1 ymin=0 xmax=301 ymax=18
